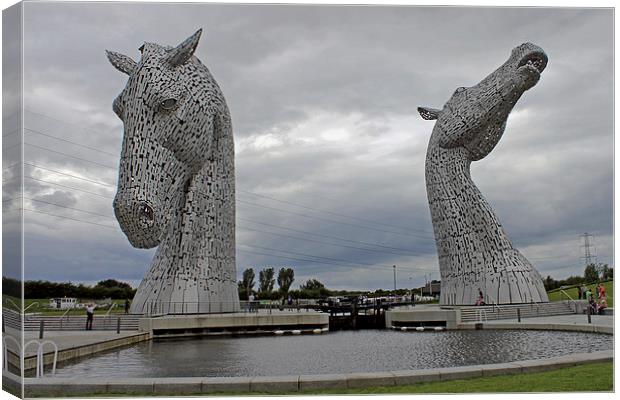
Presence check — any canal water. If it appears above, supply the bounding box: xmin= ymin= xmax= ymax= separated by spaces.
xmin=53 ymin=329 xmax=612 ymax=378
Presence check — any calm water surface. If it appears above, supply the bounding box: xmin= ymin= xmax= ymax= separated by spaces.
xmin=54 ymin=330 xmax=612 ymax=378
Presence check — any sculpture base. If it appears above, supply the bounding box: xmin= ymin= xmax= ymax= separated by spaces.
xmin=138 ymin=312 xmax=329 ymax=338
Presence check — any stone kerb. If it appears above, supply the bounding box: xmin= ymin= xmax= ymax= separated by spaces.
xmin=12 ymin=349 xmax=613 ymax=397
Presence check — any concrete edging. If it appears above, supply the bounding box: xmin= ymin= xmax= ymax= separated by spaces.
xmin=6 ymin=332 xmax=151 ymax=371
xmin=3 ymin=349 xmax=611 ymax=397
xmin=459 ymin=322 xmax=614 ymax=335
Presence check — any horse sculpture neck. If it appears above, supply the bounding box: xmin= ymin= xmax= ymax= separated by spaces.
xmin=131 ymin=111 xmax=237 ymax=315
xmin=425 ymin=131 xmax=548 ymax=306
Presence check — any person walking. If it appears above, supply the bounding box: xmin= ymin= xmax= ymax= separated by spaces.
xmin=124 ymin=299 xmax=130 ymax=314
xmin=85 ymin=303 xmax=95 ymax=330
xmin=577 ymin=286 xmax=582 ymax=300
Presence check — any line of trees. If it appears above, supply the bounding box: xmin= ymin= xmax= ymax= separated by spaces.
xmin=2 ymin=277 xmax=136 ymax=300
xmin=238 ymin=267 xmax=296 ymax=300
xmin=543 ymin=263 xmax=613 ymax=291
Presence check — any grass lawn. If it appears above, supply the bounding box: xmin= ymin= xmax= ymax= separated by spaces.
xmin=3 ymin=295 xmax=129 ymax=315
xmin=247 ymin=362 xmax=613 ymax=395
xmin=547 ymin=280 xmax=613 ymax=307
xmin=304 ymin=362 xmax=614 ymax=394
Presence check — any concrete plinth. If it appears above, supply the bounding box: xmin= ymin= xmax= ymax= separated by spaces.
xmin=139 ymin=311 xmax=329 ymax=338
xmin=385 ymin=306 xmax=459 ymax=329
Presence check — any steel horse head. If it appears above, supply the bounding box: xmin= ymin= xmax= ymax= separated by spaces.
xmin=107 ymin=29 xmax=238 ymax=314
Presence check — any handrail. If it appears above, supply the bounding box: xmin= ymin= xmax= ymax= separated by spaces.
xmin=38 ymin=340 xmax=58 ymax=376
xmin=59 ymin=305 xmax=75 ymax=319
xmin=560 ymin=289 xmax=575 ymax=302
xmin=485 ymin=294 xmax=505 ymax=314
xmin=23 ymin=302 xmax=39 ymax=313
xmin=4 ymin=299 xmax=22 ymax=313
xmin=3 ymin=335 xmax=22 ymax=373
xmin=3 ymin=300 xmax=39 ymax=314
xmin=104 ymin=303 xmax=116 ymax=317
xmin=11 ymin=339 xmax=58 ymax=377
xmin=59 ymin=304 xmax=77 ymax=329
xmin=23 ymin=340 xmax=42 ymax=377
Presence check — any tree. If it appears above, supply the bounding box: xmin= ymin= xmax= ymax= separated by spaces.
xmin=601 ymin=264 xmax=613 ymax=280
xmin=543 ymin=275 xmax=558 ymax=291
xmin=259 ymin=268 xmax=275 ymax=294
xmin=238 ymin=268 xmax=256 ymax=300
xmin=300 ymin=279 xmax=325 ymax=291
xmin=95 ymin=279 xmax=132 ymax=289
xmin=277 ymin=267 xmax=295 ymax=294
xmin=297 ymin=278 xmax=330 ymax=299
xmin=584 ymin=263 xmax=599 ymax=283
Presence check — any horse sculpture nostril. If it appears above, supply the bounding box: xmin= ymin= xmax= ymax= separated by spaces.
xmin=140 ymin=203 xmax=155 ymax=222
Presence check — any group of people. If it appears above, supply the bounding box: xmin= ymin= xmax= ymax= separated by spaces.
xmin=577 ymin=283 xmax=608 ymax=315
xmin=245 ymin=293 xmax=296 ymax=312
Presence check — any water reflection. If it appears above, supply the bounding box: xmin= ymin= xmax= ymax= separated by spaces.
xmin=54 ymin=330 xmax=613 ymax=378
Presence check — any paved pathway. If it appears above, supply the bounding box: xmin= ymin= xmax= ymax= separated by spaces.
xmin=3 ymin=330 xmax=145 ymax=356
xmin=484 ymin=314 xmax=614 ymax=327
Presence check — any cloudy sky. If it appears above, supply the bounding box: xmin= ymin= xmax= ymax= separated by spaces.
xmin=2 ymin=2 xmax=613 ymax=290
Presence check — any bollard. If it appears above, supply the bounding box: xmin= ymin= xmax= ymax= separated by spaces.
xmin=117 ymin=317 xmax=121 ymax=334
xmin=517 ymin=308 xmax=521 ymax=323
xmin=39 ymin=320 xmax=44 ymax=339
xmin=587 ymin=306 xmax=592 ymax=324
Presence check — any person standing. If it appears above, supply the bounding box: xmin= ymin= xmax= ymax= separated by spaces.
xmin=598 ymin=282 xmax=606 ymax=298
xmin=248 ymin=293 xmax=254 ymax=312
xmin=475 ymin=289 xmax=485 ymax=306
xmin=85 ymin=303 xmax=95 ymax=330
xmin=577 ymin=286 xmax=582 ymax=300
xmin=581 ymin=284 xmax=588 ymax=299
xmin=124 ymin=299 xmax=130 ymax=314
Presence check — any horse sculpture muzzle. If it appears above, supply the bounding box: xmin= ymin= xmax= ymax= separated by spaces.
xmin=113 ymin=188 xmax=163 ymax=249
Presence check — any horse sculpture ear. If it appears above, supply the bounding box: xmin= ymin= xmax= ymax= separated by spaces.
xmin=105 ymin=50 xmax=137 ymax=76
xmin=163 ymin=28 xmax=203 ymax=68
xmin=418 ymin=107 xmax=442 ymax=120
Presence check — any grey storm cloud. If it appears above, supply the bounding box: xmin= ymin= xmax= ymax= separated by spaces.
xmin=3 ymin=2 xmax=613 ymax=290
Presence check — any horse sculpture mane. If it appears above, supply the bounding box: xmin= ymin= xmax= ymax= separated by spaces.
xmin=418 ymin=43 xmax=550 ymax=305
xmin=107 ymin=29 xmax=239 ymax=314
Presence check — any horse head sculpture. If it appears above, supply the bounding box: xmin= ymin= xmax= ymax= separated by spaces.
xmin=418 ymin=43 xmax=549 ymax=305
xmin=107 ymin=29 xmax=239 ymax=314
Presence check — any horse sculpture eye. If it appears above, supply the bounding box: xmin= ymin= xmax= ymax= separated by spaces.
xmin=160 ymin=98 xmax=177 ymax=111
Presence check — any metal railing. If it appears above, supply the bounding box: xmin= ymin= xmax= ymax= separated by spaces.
xmin=4 ymin=299 xmax=22 ymax=313
xmin=485 ymin=294 xmax=507 ymax=318
xmin=142 ymin=300 xmax=319 ymax=317
xmin=104 ymin=303 xmax=116 ymax=317
xmin=3 ymin=336 xmax=58 ymax=377
xmin=23 ymin=302 xmax=39 ymax=313
xmin=559 ymin=289 xmax=575 ymax=301
xmin=58 ymin=304 xmax=77 ymax=330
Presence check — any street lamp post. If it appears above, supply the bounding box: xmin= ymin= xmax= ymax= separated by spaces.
xmin=393 ymin=265 xmax=396 ymax=292
xmin=429 ymin=273 xmax=433 ymax=296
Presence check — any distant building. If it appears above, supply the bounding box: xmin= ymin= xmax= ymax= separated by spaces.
xmin=422 ymin=281 xmax=441 ymax=297
xmin=48 ymin=297 xmax=77 ymax=310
